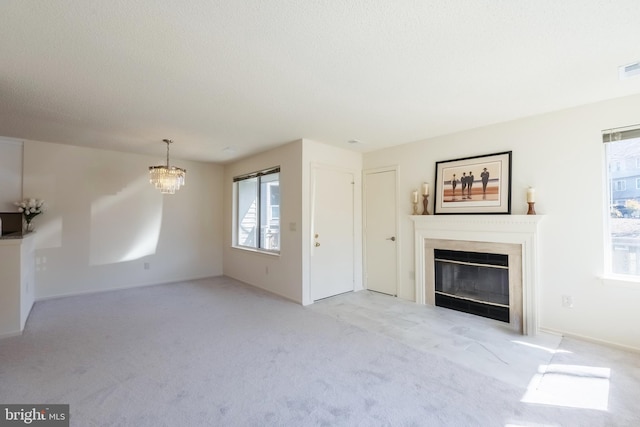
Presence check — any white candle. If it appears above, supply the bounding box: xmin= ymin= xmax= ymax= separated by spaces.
xmin=412 ymin=190 xmax=418 ymax=203
xmin=422 ymin=182 xmax=429 ymax=196
xmin=527 ymin=187 xmax=535 ymax=203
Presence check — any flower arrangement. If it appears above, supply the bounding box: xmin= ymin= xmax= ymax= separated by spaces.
xmin=14 ymin=198 xmax=46 ymax=231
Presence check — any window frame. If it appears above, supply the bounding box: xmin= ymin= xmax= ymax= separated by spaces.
xmin=603 ymin=126 xmax=640 ymax=283
xmin=233 ymin=166 xmax=281 ymax=254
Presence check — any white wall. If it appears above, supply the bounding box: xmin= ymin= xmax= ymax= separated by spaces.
xmin=223 ymin=139 xmax=363 ymax=305
xmin=223 ymin=141 xmax=302 ymax=302
xmin=301 ymin=139 xmax=363 ymax=305
xmin=223 ymin=140 xmax=304 ymax=302
xmin=0 ymin=137 xmax=23 ymax=211
xmin=23 ymin=140 xmax=223 ymax=298
xmin=364 ymin=93 xmax=640 ymax=351
xmin=0 ymin=239 xmax=23 ymax=337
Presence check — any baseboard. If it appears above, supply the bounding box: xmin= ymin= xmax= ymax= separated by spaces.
xmin=223 ymin=274 xmax=302 ymax=305
xmin=536 ymin=327 xmax=563 ymax=337
xmin=35 ymin=274 xmax=222 ymax=302
xmin=540 ymin=326 xmax=640 ymax=354
xmin=0 ymin=330 xmax=22 ymax=340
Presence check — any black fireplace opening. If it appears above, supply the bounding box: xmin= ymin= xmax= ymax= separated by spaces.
xmin=434 ymin=249 xmax=509 ymax=323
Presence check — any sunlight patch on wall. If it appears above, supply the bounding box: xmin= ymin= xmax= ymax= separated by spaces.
xmin=521 ymin=364 xmax=610 ymax=411
xmin=118 ymin=210 xmax=163 ymax=263
xmin=33 ymin=215 xmax=62 ymax=249
xmin=90 ymin=177 xmax=162 ymax=266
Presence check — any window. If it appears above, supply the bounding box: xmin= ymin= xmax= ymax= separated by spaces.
xmin=234 ymin=167 xmax=280 ymax=252
xmin=604 ymin=127 xmax=640 ymax=276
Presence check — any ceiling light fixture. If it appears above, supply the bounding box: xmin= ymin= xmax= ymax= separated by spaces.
xmin=149 ymin=139 xmax=186 ymax=194
xmin=619 ymin=61 xmax=640 ymax=80
xmin=222 ymin=146 xmax=237 ymax=155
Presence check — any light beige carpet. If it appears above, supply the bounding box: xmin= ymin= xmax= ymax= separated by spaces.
xmin=1 ymin=276 xmax=638 ymax=426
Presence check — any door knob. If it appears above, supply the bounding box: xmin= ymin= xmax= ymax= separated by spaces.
xmin=386 ymin=236 xmax=396 ymax=241
xmin=315 ymin=242 xmax=320 ymax=247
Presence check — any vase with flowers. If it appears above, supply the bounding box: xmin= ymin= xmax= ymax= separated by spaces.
xmin=14 ymin=198 xmax=46 ymax=232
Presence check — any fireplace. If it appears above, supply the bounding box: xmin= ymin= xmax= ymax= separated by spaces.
xmin=411 ymin=215 xmax=544 ymax=335
xmin=434 ymin=249 xmax=510 ymax=323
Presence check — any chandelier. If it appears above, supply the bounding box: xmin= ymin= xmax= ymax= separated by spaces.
xmin=149 ymin=139 xmax=186 ymax=194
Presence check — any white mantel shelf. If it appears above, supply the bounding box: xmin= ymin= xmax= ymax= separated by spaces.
xmin=411 ymin=214 xmax=546 ymax=335
xmin=410 ymin=214 xmax=545 ymax=231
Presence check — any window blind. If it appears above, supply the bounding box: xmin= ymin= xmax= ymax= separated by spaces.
xmin=233 ymin=166 xmax=280 ymax=182
xmin=602 ymin=125 xmax=640 ymax=143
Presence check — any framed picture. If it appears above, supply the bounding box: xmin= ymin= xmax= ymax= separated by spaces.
xmin=434 ymin=151 xmax=512 ymax=215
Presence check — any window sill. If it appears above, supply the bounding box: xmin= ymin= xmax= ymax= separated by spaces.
xmin=231 ymin=245 xmax=280 ymax=257
xmin=599 ymin=274 xmax=640 ymax=289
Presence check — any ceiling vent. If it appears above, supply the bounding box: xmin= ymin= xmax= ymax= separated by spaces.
xmin=619 ymin=61 xmax=640 ymax=80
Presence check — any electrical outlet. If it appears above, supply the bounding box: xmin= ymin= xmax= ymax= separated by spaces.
xmin=265 ymin=266 xmax=269 ymax=275
xmin=561 ymin=295 xmax=573 ymax=308
xmin=144 ymin=262 xmax=150 ymax=270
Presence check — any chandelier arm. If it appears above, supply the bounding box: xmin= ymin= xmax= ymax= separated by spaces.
xmin=163 ymin=138 xmax=173 ymax=167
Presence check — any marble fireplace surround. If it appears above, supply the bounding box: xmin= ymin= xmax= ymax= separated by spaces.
xmin=411 ymin=215 xmax=545 ymax=335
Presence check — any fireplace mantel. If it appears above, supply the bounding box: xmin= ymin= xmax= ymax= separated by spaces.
xmin=411 ymin=215 xmax=545 ymax=335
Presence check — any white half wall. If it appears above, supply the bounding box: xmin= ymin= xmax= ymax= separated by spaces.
xmin=364 ymin=93 xmax=640 ymax=351
xmin=23 ymin=140 xmax=223 ymax=299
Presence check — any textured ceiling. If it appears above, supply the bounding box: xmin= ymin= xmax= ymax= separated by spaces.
xmin=1 ymin=1 xmax=640 ymax=163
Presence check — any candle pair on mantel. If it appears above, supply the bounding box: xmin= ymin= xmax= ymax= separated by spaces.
xmin=421 ymin=182 xmax=430 ymax=215
xmin=411 ymin=184 xmax=431 ymax=215
xmin=527 ymin=187 xmax=536 ymax=215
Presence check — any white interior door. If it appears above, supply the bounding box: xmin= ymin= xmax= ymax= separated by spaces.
xmin=310 ymin=167 xmax=354 ymax=301
xmin=364 ymin=168 xmax=398 ymax=296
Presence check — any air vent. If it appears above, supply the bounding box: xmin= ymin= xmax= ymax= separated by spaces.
xmin=619 ymin=61 xmax=640 ymax=80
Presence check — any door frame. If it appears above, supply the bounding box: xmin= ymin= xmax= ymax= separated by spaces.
xmin=363 ymin=165 xmax=400 ymax=296
xmin=308 ymin=162 xmax=358 ymax=304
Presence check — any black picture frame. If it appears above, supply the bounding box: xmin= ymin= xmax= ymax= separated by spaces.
xmin=434 ymin=151 xmax=512 ymax=215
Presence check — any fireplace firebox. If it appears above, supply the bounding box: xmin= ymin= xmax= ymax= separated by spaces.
xmin=434 ymin=249 xmax=509 ymax=322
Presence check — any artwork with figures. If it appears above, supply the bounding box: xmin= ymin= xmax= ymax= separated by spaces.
xmin=434 ymin=151 xmax=512 ymax=214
